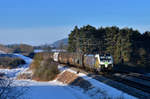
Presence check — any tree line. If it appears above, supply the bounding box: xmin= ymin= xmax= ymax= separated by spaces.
xmin=68 ymin=25 xmax=150 ymax=68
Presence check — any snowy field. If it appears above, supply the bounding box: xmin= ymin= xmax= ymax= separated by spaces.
xmin=0 ymin=54 xmax=90 ymax=99
xmin=14 ymin=80 xmax=90 ymax=99
xmin=0 ymin=54 xmax=32 ymax=78
xmin=0 ymin=53 xmax=137 ymax=99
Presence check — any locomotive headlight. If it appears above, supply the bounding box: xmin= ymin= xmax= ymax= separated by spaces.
xmin=104 ymin=62 xmax=108 ymax=68
xmin=105 ymin=64 xmax=108 ymax=68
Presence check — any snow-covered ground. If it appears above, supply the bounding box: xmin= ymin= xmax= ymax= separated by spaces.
xmin=0 ymin=50 xmax=6 ymax=54
xmin=0 ymin=54 xmax=90 ymax=99
xmin=145 ymin=73 xmax=150 ymax=77
xmin=58 ymin=66 xmax=137 ymax=99
xmin=14 ymin=80 xmax=90 ymax=99
xmin=0 ymin=54 xmax=32 ymax=78
xmin=34 ymin=49 xmax=44 ymax=53
xmin=0 ymin=53 xmax=137 ymax=99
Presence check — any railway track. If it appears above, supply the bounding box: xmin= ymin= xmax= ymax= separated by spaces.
xmin=88 ymin=73 xmax=150 ymax=99
xmin=103 ymin=73 xmax=150 ymax=94
xmin=88 ymin=72 xmax=150 ymax=98
xmin=127 ymin=73 xmax=150 ymax=82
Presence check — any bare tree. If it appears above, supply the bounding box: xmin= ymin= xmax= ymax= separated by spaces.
xmin=0 ymin=77 xmax=29 ymax=99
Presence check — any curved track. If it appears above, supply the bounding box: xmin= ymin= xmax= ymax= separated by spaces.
xmin=103 ymin=73 xmax=150 ymax=94
xmin=65 ymin=65 xmax=150 ymax=98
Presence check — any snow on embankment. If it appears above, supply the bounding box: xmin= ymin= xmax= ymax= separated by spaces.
xmin=0 ymin=54 xmax=90 ymax=99
xmin=0 ymin=54 xmax=32 ymax=78
xmin=0 ymin=50 xmax=6 ymax=54
xmin=57 ymin=65 xmax=137 ymax=99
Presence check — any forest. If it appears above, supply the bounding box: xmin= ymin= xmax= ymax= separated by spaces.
xmin=68 ymin=25 xmax=150 ymax=71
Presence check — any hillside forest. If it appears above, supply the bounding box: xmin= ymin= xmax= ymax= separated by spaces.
xmin=68 ymin=25 xmax=150 ymax=71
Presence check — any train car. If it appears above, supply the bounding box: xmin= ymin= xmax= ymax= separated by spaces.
xmin=67 ymin=53 xmax=83 ymax=68
xmin=58 ymin=52 xmax=68 ymax=64
xmin=83 ymin=54 xmax=100 ymax=71
xmin=67 ymin=53 xmax=75 ymax=65
xmin=53 ymin=52 xmax=59 ymax=62
xmin=53 ymin=52 xmax=113 ymax=71
xmin=56 ymin=52 xmax=83 ymax=68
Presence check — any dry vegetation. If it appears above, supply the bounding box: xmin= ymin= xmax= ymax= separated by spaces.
xmin=17 ymin=72 xmax=32 ymax=80
xmin=57 ymin=71 xmax=78 ymax=84
xmin=7 ymin=44 xmax=34 ymax=57
xmin=57 ymin=71 xmax=92 ymax=91
xmin=0 ymin=44 xmax=13 ymax=53
xmin=0 ymin=57 xmax=25 ymax=69
xmin=30 ymin=53 xmax=59 ymax=81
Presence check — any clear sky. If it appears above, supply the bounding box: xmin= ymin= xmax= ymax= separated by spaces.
xmin=0 ymin=0 xmax=150 ymax=45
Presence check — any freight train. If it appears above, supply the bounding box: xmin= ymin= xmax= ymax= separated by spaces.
xmin=49 ymin=52 xmax=114 ymax=72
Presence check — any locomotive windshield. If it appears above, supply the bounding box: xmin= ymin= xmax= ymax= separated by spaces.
xmin=100 ymin=55 xmax=112 ymax=62
xmin=100 ymin=54 xmax=111 ymax=62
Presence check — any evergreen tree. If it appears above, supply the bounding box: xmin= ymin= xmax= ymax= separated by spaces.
xmin=68 ymin=25 xmax=150 ymax=69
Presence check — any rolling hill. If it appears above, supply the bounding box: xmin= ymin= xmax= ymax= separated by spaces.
xmin=52 ymin=38 xmax=68 ymax=48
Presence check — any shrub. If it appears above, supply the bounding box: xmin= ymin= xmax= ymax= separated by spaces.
xmin=30 ymin=53 xmax=43 ymax=70
xmin=7 ymin=44 xmax=34 ymax=56
xmin=31 ymin=53 xmax=59 ymax=81
xmin=0 ymin=57 xmax=25 ymax=69
xmin=0 ymin=44 xmax=13 ymax=53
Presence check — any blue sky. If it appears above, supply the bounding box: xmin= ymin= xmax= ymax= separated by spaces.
xmin=0 ymin=0 xmax=150 ymax=45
